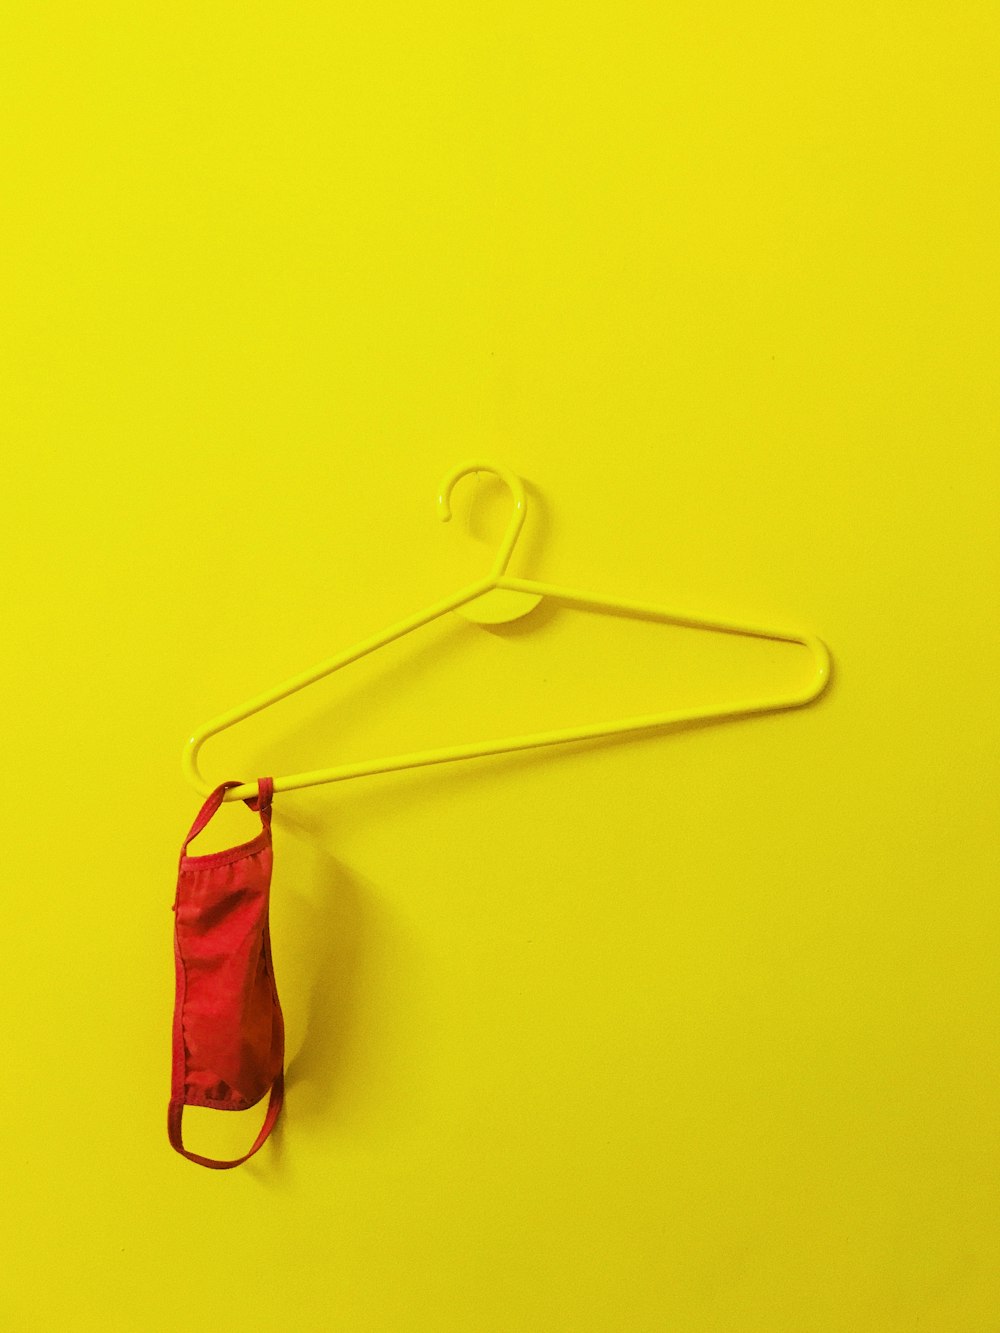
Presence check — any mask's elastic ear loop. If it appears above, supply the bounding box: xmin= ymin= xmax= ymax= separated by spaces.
xmin=168 ymin=1075 xmax=284 ymax=1170
xmin=179 ymin=780 xmax=245 ymax=857
xmin=243 ymin=776 xmax=274 ymax=827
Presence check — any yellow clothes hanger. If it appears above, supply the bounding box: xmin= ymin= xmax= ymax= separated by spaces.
xmin=183 ymin=460 xmax=831 ymax=801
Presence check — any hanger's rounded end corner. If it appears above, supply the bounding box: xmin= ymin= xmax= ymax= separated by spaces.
xmin=801 ymin=634 xmax=834 ymax=704
xmin=181 ymin=733 xmax=214 ymax=799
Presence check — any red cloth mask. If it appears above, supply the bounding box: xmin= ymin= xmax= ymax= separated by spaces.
xmin=168 ymin=777 xmax=285 ymax=1169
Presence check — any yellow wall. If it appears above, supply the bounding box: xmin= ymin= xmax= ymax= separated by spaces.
xmin=3 ymin=4 xmax=998 ymax=1329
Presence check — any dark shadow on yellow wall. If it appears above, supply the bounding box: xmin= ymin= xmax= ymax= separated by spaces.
xmin=245 ymin=829 xmax=370 ymax=1181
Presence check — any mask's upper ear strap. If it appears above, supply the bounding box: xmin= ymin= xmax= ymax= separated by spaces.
xmin=180 ymin=777 xmax=273 ymax=853
xmin=180 ymin=781 xmax=244 ymax=853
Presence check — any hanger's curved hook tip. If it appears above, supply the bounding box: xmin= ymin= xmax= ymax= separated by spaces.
xmin=435 ymin=460 xmax=528 ymax=576
xmin=436 ymin=461 xmax=525 ymax=514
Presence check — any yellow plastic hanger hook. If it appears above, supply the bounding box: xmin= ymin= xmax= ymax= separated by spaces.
xmin=437 ymin=460 xmax=527 ymax=578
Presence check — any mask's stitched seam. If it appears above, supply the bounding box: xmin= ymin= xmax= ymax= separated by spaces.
xmin=184 ymin=1087 xmax=271 ymax=1112
xmin=176 ymin=930 xmax=195 ymax=1105
xmin=180 ymin=832 xmax=270 ymax=870
xmin=172 ymin=915 xmax=191 ymax=1110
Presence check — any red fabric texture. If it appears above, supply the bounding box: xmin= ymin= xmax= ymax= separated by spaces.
xmin=168 ymin=777 xmax=285 ymax=1169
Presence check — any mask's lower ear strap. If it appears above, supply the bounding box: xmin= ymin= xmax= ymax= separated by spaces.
xmin=167 ymin=1072 xmax=284 ymax=1171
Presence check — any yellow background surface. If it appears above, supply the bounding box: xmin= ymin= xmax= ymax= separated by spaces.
xmin=2 ymin=4 xmax=998 ymax=1329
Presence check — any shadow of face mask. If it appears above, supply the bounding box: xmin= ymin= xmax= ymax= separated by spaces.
xmin=168 ymin=777 xmax=284 ymax=1169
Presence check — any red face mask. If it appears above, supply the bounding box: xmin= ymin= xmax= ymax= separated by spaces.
xmin=168 ymin=778 xmax=285 ymax=1169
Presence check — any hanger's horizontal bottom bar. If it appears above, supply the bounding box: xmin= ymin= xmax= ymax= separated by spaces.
xmin=217 ymin=681 xmax=827 ymax=802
